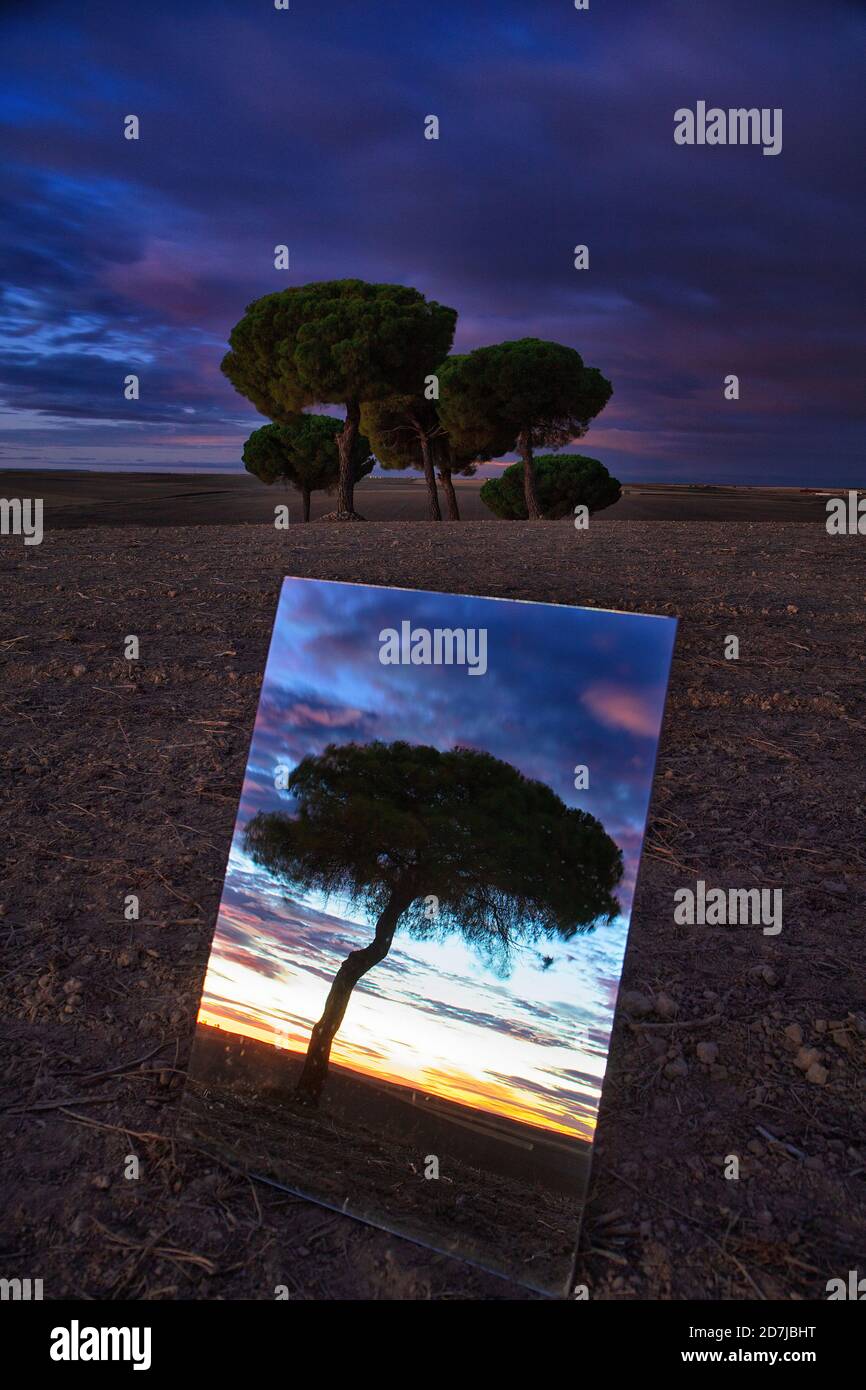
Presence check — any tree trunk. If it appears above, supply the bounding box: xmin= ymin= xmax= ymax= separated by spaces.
xmin=334 ymin=399 xmax=363 ymax=519
xmin=439 ymin=469 xmax=460 ymax=521
xmin=302 ymin=487 xmax=311 ymax=523
xmin=295 ymin=884 xmax=414 ymax=1105
xmin=518 ymin=429 xmax=542 ymax=520
xmin=419 ymin=430 xmax=444 ymax=519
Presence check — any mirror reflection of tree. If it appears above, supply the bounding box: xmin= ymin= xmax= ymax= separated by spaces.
xmin=245 ymin=740 xmax=623 ymax=1106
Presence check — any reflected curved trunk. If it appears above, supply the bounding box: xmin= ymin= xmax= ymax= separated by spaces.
xmin=295 ymin=883 xmax=414 ymax=1105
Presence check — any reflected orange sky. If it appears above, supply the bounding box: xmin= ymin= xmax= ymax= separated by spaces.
xmin=195 ymin=884 xmax=612 ymax=1142
xmin=197 ymin=1005 xmax=595 ymax=1141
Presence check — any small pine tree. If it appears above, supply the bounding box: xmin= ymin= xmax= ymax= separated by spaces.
xmin=480 ymin=453 xmax=621 ymax=521
xmin=242 ymin=417 xmax=373 ymax=522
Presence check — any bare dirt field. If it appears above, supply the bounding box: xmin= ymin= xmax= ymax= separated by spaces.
xmin=1 ymin=518 xmax=864 ymax=1300
xmin=0 ymin=468 xmax=839 ymax=526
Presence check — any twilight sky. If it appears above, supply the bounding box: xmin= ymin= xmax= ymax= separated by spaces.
xmin=1 ymin=0 xmax=863 ymax=483
xmin=198 ymin=579 xmax=676 ymax=1141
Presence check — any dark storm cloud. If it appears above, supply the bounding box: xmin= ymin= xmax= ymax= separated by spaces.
xmin=391 ymin=988 xmax=563 ymax=1048
xmin=489 ymin=1065 xmax=600 ymax=1101
xmin=487 ymin=1070 xmax=599 ymax=1121
xmin=202 ymin=994 xmax=309 ymax=1039
xmin=217 ymin=874 xmax=421 ymax=993
xmin=234 ymin=687 xmax=381 ymax=827
xmin=3 ymin=0 xmax=861 ymax=478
